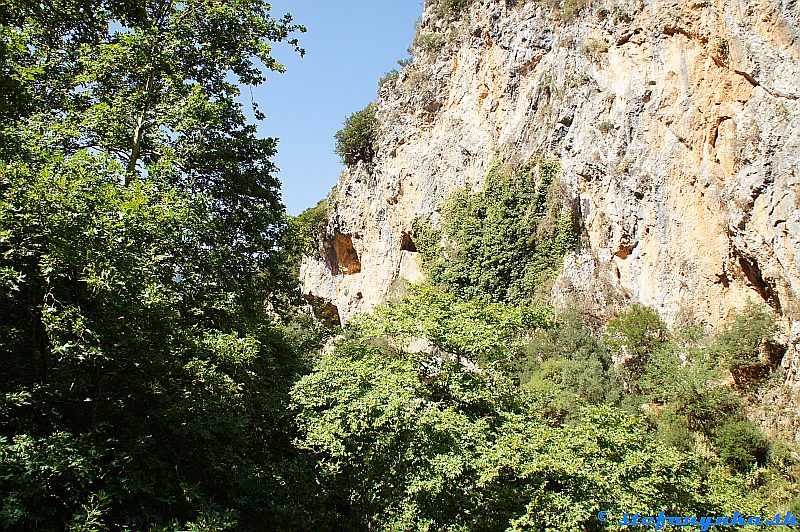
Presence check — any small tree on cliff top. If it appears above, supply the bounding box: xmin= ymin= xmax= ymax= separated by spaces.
xmin=335 ymin=102 xmax=378 ymax=166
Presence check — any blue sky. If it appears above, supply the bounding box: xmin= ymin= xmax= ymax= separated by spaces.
xmin=254 ymin=1 xmax=423 ymax=215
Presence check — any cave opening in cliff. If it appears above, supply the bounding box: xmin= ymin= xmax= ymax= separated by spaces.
xmin=400 ymin=231 xmax=417 ymax=252
xmin=324 ymin=231 xmax=361 ymax=275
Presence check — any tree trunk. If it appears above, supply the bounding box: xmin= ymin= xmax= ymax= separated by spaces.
xmin=125 ymin=71 xmax=155 ymax=185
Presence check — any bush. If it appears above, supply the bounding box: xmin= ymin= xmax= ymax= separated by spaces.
xmin=334 ymin=103 xmax=377 ymax=166
xmin=378 ymin=58 xmax=413 ymax=88
xmin=378 ymin=68 xmax=399 ymax=87
xmin=710 ymin=302 xmax=778 ymax=377
xmin=598 ymin=121 xmax=613 ymax=135
xmin=434 ymin=0 xmax=473 ymax=20
xmin=634 ymin=345 xmax=741 ymax=434
xmin=675 ymin=382 xmax=741 ymax=434
xmin=715 ymin=420 xmax=770 ymax=472
xmin=582 ymin=38 xmax=609 ymax=60
xmin=292 ymin=198 xmax=327 ymax=253
xmin=518 ymin=310 xmax=618 ymax=405
xmin=411 ymin=216 xmax=443 ymax=269
xmin=558 ymin=0 xmax=589 ymax=23
xmin=411 ymin=31 xmax=445 ymax=53
xmin=655 ymin=412 xmax=694 ymax=452
xmin=713 ymin=37 xmax=730 ymax=60
xmin=604 ymin=304 xmax=667 ymax=378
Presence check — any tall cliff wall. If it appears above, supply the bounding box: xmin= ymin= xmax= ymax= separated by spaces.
xmin=301 ymin=0 xmax=800 ymax=330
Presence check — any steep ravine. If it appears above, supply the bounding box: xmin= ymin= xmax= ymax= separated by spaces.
xmin=301 ymin=0 xmax=800 ymax=437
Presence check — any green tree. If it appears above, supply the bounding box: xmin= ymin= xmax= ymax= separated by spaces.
xmin=710 ymin=302 xmax=779 ymax=382
xmin=291 ymin=197 xmax=329 ymax=255
xmin=715 ymin=420 xmax=770 ymax=472
xmin=334 ymin=102 xmax=378 ymax=166
xmin=604 ymin=304 xmax=667 ymax=387
xmin=348 ymin=284 xmax=553 ymax=365
xmin=635 ymin=346 xmax=741 ymax=435
xmin=0 ymin=0 xmax=317 ymax=527
xmin=291 ymin=339 xmax=713 ymax=530
xmin=517 ymin=310 xmax=620 ymax=414
xmin=0 ymin=142 xmax=323 ymax=532
xmin=3 ymin=0 xmax=304 ymax=267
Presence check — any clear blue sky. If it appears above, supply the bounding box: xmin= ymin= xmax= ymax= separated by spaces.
xmin=254 ymin=1 xmax=423 ymax=215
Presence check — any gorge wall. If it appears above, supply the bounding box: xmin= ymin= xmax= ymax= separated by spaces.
xmin=301 ymin=0 xmax=799 ymax=330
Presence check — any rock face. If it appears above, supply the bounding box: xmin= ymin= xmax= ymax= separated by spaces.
xmin=301 ymin=0 xmax=799 ymax=330
xmin=752 ymin=321 xmax=800 ymax=442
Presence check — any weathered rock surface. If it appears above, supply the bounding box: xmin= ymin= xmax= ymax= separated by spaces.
xmin=751 ymin=321 xmax=800 ymax=442
xmin=303 ymin=0 xmax=799 ymax=328
xmin=301 ymin=0 xmax=800 ymax=439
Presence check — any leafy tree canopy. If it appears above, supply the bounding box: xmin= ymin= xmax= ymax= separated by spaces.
xmin=348 ymin=284 xmax=554 ymax=365
xmin=291 ymin=330 xmax=713 ymax=530
xmin=0 ymin=0 xmax=315 ymax=528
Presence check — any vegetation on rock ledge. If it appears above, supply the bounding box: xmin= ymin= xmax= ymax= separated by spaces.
xmin=334 ymin=103 xmax=378 ymax=166
xmin=413 ymin=157 xmax=580 ymax=304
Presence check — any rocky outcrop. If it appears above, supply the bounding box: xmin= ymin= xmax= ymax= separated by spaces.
xmin=301 ymin=0 xmax=799 ymax=330
xmin=751 ymin=321 xmax=800 ymax=442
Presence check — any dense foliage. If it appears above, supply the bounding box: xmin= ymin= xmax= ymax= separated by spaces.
xmin=0 ymin=157 xmax=327 ymax=528
xmin=413 ymin=158 xmax=579 ymax=304
xmin=710 ymin=302 xmax=780 ymax=381
xmin=334 ymin=103 xmax=378 ymax=166
xmin=292 ymin=300 xmax=707 ymax=530
xmin=517 ymin=310 xmax=619 ymax=413
xmin=2 ymin=0 xmax=798 ymax=529
xmin=291 ymin=197 xmax=329 ymax=256
xmin=290 ymin=289 xmax=800 ymax=529
xmin=0 ymin=0 xmax=317 ymax=528
xmin=349 ymin=285 xmax=553 ymax=366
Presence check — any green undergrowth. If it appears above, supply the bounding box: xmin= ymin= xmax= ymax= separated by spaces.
xmin=292 ymin=286 xmax=800 ymax=529
xmin=291 ymin=197 xmax=328 ymax=256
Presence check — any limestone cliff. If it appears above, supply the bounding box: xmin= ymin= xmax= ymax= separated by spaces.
xmin=301 ymin=0 xmax=799 ymax=330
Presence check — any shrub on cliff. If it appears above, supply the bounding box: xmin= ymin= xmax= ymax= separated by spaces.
xmin=334 ymin=103 xmax=378 ymax=166
xmin=411 ymin=31 xmax=446 ymax=53
xmin=292 ymin=198 xmax=328 ymax=255
xmin=710 ymin=302 xmax=779 ymax=378
xmin=412 ymin=158 xmax=580 ymax=305
xmin=434 ymin=0 xmax=473 ymax=20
